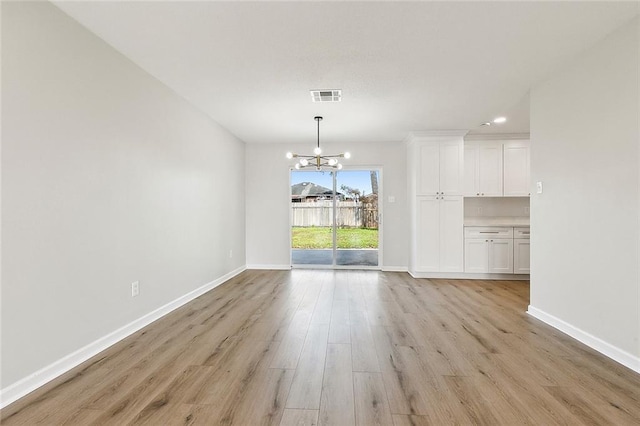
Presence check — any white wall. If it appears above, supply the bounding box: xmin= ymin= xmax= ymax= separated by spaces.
xmin=463 ymin=197 xmax=530 ymax=218
xmin=1 ymin=1 xmax=246 ymax=390
xmin=246 ymin=141 xmax=407 ymax=270
xmin=530 ymin=18 xmax=639 ymax=368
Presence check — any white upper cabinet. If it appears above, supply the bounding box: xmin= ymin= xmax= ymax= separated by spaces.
xmin=417 ymin=140 xmax=463 ymax=196
xmin=417 ymin=143 xmax=440 ymax=195
xmin=464 ymin=142 xmax=503 ymax=196
xmin=503 ymin=141 xmax=531 ymax=196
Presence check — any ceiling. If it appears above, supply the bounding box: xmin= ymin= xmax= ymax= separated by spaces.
xmin=53 ymin=1 xmax=638 ymax=145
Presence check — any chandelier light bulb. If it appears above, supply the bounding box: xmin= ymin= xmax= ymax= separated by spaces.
xmin=337 ymin=163 xmax=343 ymax=170
xmin=313 ymin=147 xmax=322 ymax=155
xmin=343 ymin=152 xmax=351 ymax=159
xmin=286 ymin=152 xmax=293 ymax=159
xmin=300 ymin=158 xmax=309 ymax=166
xmin=328 ymin=158 xmax=337 ymax=166
xmin=294 ymin=163 xmax=301 ymax=169
xmin=493 ymin=117 xmax=507 ymax=124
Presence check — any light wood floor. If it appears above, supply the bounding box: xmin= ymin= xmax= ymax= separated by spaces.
xmin=2 ymin=270 xmax=640 ymax=425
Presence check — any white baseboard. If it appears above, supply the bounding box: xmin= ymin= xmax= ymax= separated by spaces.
xmin=381 ymin=266 xmax=408 ymax=272
xmin=246 ymin=264 xmax=291 ymax=270
xmin=0 ymin=265 xmax=246 ymax=409
xmin=527 ymin=305 xmax=640 ymax=374
xmin=408 ymin=270 xmax=530 ymax=280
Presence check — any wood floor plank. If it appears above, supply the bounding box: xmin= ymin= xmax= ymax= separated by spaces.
xmin=350 ymin=310 xmax=381 ymax=372
xmin=353 ymin=372 xmax=393 ymax=426
xmin=280 ymin=409 xmax=319 ymax=426
xmin=286 ymin=324 xmax=330 ymax=409
xmin=328 ymin=299 xmax=351 ymax=344
xmin=3 ymin=270 xmax=640 ymax=426
xmin=270 ymin=310 xmax=314 ymax=369
xmin=219 ymin=368 xmax=294 ymax=425
xmin=318 ymin=344 xmax=355 ymax=426
xmin=392 ymin=414 xmax=431 ymax=426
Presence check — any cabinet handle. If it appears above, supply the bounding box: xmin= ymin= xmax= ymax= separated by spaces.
xmin=485 ymin=240 xmax=488 ymax=242
xmin=481 ymin=193 xmax=484 ymax=196
xmin=476 ymin=193 xmax=480 ymax=196
xmin=479 ymin=231 xmax=499 ymax=234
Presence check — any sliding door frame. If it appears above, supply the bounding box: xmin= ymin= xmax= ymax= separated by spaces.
xmin=289 ymin=165 xmax=383 ymax=270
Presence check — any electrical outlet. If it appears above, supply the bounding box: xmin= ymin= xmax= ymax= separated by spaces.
xmin=131 ymin=281 xmax=139 ymax=297
xmin=525 ymin=207 xmax=530 ymax=214
xmin=229 ymin=249 xmax=233 ymax=259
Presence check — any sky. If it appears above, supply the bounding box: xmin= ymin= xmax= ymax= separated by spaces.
xmin=291 ymin=170 xmax=379 ymax=196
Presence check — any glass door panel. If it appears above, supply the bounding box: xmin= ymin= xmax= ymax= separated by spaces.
xmin=291 ymin=170 xmax=336 ymax=266
xmin=291 ymin=169 xmax=380 ymax=268
xmin=335 ymin=170 xmax=379 ymax=266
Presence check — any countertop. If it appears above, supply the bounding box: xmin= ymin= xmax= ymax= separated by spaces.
xmin=464 ymin=216 xmax=530 ymax=227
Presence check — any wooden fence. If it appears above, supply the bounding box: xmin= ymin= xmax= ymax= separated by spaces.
xmin=291 ymin=201 xmax=378 ymax=228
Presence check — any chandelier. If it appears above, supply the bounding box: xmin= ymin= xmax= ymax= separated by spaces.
xmin=286 ymin=116 xmax=350 ymax=170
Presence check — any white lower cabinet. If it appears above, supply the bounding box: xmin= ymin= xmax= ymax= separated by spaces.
xmin=416 ymin=196 xmax=464 ymax=272
xmin=513 ymin=239 xmax=531 ymax=273
xmin=464 ymin=227 xmax=517 ymax=274
xmin=464 ymin=239 xmax=489 ymax=273
xmin=489 ymin=239 xmax=514 ymax=273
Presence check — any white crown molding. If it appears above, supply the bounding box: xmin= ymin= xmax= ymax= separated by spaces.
xmin=527 ymin=305 xmax=640 ymax=374
xmin=0 ymin=265 xmax=247 ymax=409
xmin=464 ymin=132 xmax=530 ymax=141
xmin=404 ymin=130 xmax=469 ymax=145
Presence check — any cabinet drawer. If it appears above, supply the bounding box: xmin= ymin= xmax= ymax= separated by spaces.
xmin=464 ymin=227 xmax=513 ymax=239
xmin=514 ymin=227 xmax=530 ymax=239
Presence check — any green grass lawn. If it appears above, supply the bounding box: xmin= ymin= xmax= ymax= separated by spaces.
xmin=292 ymin=227 xmax=378 ymax=249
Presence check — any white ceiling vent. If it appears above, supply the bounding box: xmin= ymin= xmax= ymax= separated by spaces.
xmin=310 ymin=89 xmax=342 ymax=103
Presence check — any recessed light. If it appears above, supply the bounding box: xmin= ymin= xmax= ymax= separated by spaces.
xmin=493 ymin=117 xmax=507 ymax=124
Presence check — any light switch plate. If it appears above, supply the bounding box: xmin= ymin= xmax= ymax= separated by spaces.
xmin=388 ymin=196 xmax=395 ymax=203
xmin=536 ymin=181 xmax=543 ymax=194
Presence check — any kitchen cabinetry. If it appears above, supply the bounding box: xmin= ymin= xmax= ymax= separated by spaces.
xmin=408 ymin=132 xmax=466 ymax=276
xmin=513 ymin=227 xmax=531 ymax=273
xmin=416 ymin=195 xmax=464 ymax=272
xmin=417 ymin=140 xmax=464 ymax=196
xmin=464 ymin=142 xmax=503 ymax=196
xmin=464 ymin=227 xmax=513 ymax=273
xmin=503 ymin=141 xmax=530 ymax=196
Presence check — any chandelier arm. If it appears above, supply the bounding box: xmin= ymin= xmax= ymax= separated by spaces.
xmin=287 ymin=116 xmax=348 ymax=168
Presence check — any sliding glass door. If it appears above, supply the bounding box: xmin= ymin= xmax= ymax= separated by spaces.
xmin=290 ymin=169 xmax=380 ymax=268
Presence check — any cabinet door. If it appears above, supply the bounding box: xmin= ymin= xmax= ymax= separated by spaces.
xmin=464 ymin=144 xmax=480 ymax=197
xmin=513 ymin=238 xmax=530 ymax=273
xmin=478 ymin=144 xmax=503 ymax=196
xmin=488 ymin=239 xmax=514 ymax=273
xmin=415 ymin=196 xmax=440 ymax=271
xmin=503 ymin=141 xmax=530 ymax=196
xmin=464 ymin=239 xmax=488 ymax=273
xmin=463 ymin=144 xmax=479 ymax=196
xmin=439 ymin=141 xmax=464 ymax=195
xmin=439 ymin=196 xmax=464 ymax=272
xmin=417 ymin=143 xmax=440 ymax=195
